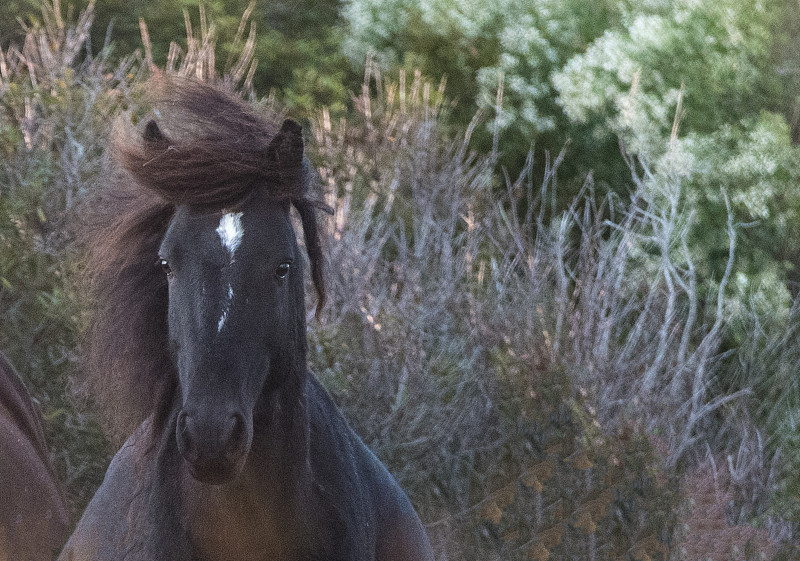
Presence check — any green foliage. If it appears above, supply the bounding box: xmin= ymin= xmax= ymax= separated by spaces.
xmin=341 ymin=0 xmax=626 ymax=182
xmin=680 ymin=113 xmax=800 ymax=315
xmin=53 ymin=0 xmax=356 ymax=117
xmin=72 ymin=0 xmax=250 ymax=63
xmin=344 ymin=0 xmax=800 ymax=298
xmin=0 ymin=0 xmax=39 ymax=47
xmin=0 ymin=104 xmax=111 ymax=521
xmin=254 ymin=18 xmax=355 ymax=116
xmin=554 ymin=0 xmax=793 ymax=140
xmin=552 ymin=0 xmax=800 ymax=329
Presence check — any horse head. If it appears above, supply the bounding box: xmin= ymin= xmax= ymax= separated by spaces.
xmin=151 ymin=120 xmax=313 ymax=484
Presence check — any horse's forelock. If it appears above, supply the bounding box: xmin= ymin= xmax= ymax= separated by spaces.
xmin=112 ymin=78 xmax=297 ymax=211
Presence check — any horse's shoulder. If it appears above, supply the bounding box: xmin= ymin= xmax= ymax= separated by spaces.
xmin=304 ymin=374 xmax=433 ymax=560
xmin=372 ymin=481 xmax=434 ymax=561
xmin=354 ymin=443 xmax=433 ymax=560
xmin=59 ymin=423 xmax=153 ymax=561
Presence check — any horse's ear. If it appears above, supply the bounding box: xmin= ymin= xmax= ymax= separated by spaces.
xmin=143 ymin=120 xmax=171 ymax=149
xmin=266 ymin=119 xmax=304 ymax=187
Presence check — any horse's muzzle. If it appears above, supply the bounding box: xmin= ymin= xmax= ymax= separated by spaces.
xmin=176 ymin=409 xmax=250 ymax=484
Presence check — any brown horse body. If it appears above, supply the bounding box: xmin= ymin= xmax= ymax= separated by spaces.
xmin=0 ymin=352 xmax=68 ymax=560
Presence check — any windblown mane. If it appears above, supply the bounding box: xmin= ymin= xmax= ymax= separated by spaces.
xmin=83 ymin=78 xmax=328 ymax=443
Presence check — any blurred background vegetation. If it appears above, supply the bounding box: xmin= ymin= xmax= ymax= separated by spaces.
xmin=3 ymin=0 xmax=800 ymax=558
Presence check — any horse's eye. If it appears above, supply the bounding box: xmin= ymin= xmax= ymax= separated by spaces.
xmin=159 ymin=259 xmax=173 ymax=278
xmin=275 ymin=262 xmax=290 ymax=279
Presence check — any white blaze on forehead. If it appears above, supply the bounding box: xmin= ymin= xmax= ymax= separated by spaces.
xmin=216 ymin=212 xmax=244 ymax=257
xmin=216 ymin=213 xmax=242 ymax=333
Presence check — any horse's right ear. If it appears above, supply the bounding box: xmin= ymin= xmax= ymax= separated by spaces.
xmin=143 ymin=120 xmax=170 ymax=149
xmin=265 ymin=119 xmax=304 ymax=189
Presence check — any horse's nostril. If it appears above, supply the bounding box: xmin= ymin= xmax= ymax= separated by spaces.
xmin=177 ymin=411 xmax=188 ymax=434
xmin=176 ymin=411 xmax=200 ymax=464
xmin=223 ymin=413 xmax=247 ymax=461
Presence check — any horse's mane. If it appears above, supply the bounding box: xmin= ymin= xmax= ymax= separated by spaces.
xmin=83 ymin=78 xmax=328 ymax=443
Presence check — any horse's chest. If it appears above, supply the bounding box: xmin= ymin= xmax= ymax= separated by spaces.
xmin=183 ymin=487 xmax=303 ymax=560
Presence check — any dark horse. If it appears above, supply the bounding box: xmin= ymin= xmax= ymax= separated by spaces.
xmin=0 ymin=351 xmax=68 ymax=560
xmin=59 ymin=79 xmax=433 ymax=561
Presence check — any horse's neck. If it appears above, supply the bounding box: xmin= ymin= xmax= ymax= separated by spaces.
xmin=250 ymin=377 xmax=313 ymax=492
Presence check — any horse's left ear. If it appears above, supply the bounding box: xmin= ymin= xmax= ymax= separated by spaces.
xmin=143 ymin=120 xmax=171 ymax=150
xmin=266 ymin=119 xmax=304 ymax=188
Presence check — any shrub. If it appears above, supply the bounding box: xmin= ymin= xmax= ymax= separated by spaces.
xmin=0 ymin=0 xmax=116 ymax=518
xmin=306 ymin=66 xmax=745 ymax=557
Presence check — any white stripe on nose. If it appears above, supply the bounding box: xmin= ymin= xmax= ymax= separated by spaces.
xmin=218 ymin=284 xmax=234 ymax=332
